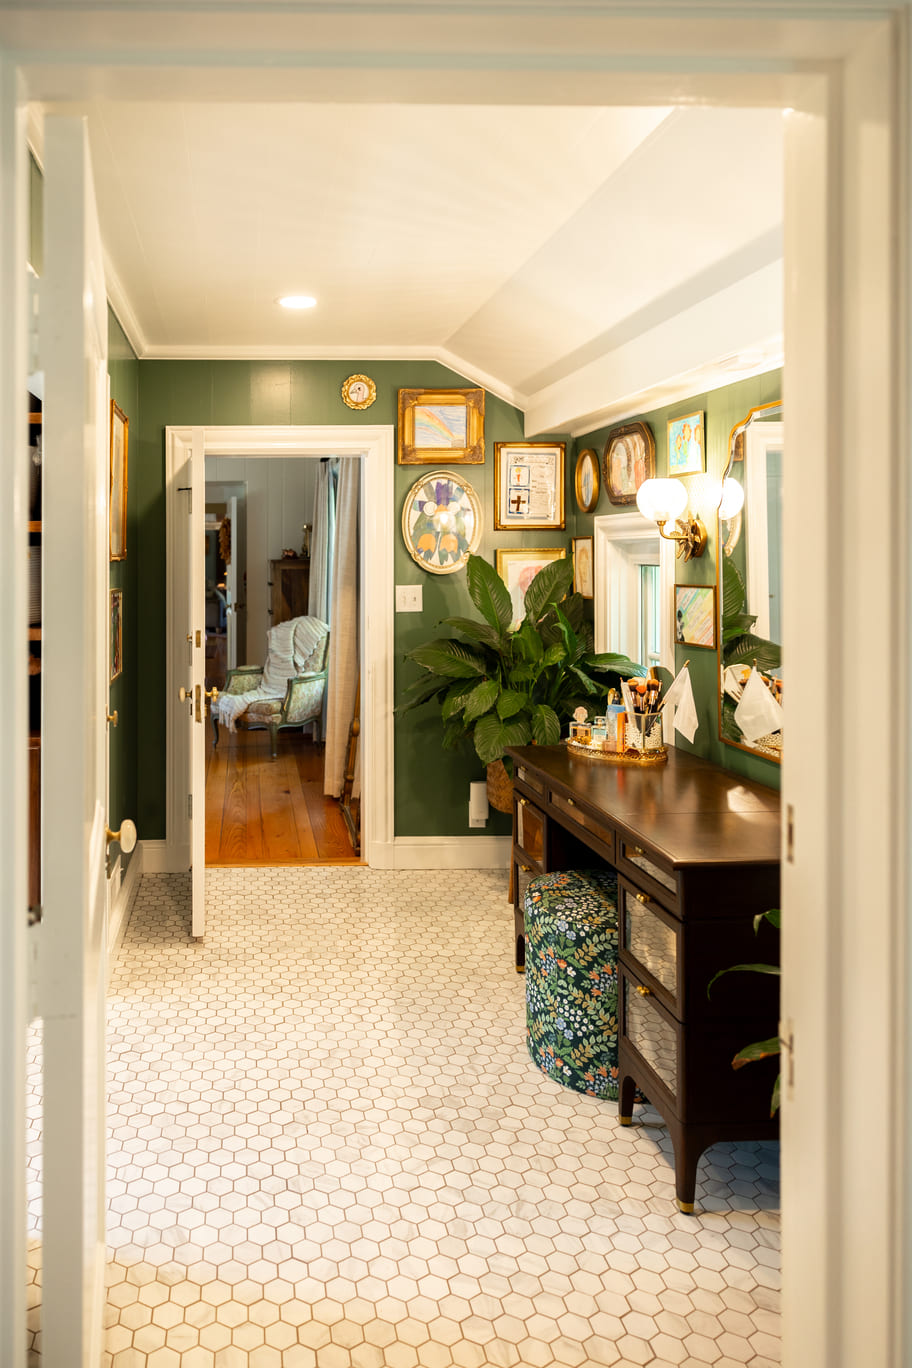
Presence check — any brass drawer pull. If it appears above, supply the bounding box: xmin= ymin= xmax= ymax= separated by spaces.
xmin=635 ymin=892 xmax=650 ymax=905
xmin=520 ymin=864 xmax=532 ymax=872
xmin=518 ymin=797 xmax=527 ymax=808
xmin=566 ymin=797 xmax=575 ymax=806
xmin=630 ymin=845 xmax=645 ymax=856
xmin=635 ymin=984 xmax=652 ymax=997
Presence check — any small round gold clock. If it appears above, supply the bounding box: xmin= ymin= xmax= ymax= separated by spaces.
xmin=341 ymin=374 xmax=377 ymax=410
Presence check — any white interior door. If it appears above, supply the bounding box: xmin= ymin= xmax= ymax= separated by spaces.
xmin=226 ymin=493 xmax=239 ymax=671
xmin=190 ymin=436 xmax=206 ymax=936
xmin=40 ymin=113 xmax=109 ymax=1367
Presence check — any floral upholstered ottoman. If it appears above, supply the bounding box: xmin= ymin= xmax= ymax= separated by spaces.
xmin=524 ymin=868 xmax=622 ymax=1100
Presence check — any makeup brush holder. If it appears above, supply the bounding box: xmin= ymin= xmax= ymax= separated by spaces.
xmin=625 ymin=711 xmax=666 ymax=758
xmin=567 ymin=708 xmax=667 ymax=765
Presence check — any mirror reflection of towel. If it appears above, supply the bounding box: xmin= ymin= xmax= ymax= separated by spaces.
xmin=734 ymin=666 xmax=783 ymax=742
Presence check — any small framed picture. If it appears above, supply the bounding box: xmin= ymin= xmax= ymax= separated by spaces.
xmin=397 ymin=388 xmax=485 ymax=464
xmin=110 ymin=588 xmax=123 ymax=681
xmin=401 ymin=469 xmax=482 ymax=574
xmin=604 ymin=422 xmax=655 ymax=505
xmin=496 ymin=546 xmax=566 ymax=628
xmin=667 ymin=410 xmax=705 ymax=477
xmin=574 ymin=447 xmax=600 ymax=513
xmin=572 ymin=536 xmax=594 ymax=599
xmin=494 ymin=442 xmax=566 ymax=530
xmin=674 ymin=583 xmax=716 ymax=648
xmin=110 ymin=401 xmax=128 ymax=561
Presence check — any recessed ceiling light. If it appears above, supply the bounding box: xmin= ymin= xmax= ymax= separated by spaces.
xmin=277 ymin=295 xmax=316 ymax=310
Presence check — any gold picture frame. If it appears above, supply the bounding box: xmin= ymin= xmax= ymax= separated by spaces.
xmin=401 ymin=469 xmax=482 ymax=574
xmin=110 ymin=588 xmax=123 ymax=681
xmin=574 ymin=447 xmax=600 ymax=513
xmin=604 ymin=421 xmax=655 ymax=505
xmin=495 ymin=546 xmax=566 ymax=627
xmin=572 ymin=535 xmax=594 ymax=599
xmin=397 ymin=387 xmax=485 ymax=464
xmin=110 ymin=401 xmax=129 ymax=561
xmin=494 ymin=441 xmax=566 ymax=530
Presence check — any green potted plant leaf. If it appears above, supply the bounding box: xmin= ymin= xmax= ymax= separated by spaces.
xmin=708 ymin=907 xmax=781 ymax=1114
xmin=397 ymin=553 xmax=646 ymax=810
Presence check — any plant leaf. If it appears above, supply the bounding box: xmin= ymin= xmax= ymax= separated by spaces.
xmin=583 ymin=652 xmax=647 ymax=678
xmin=770 ymin=1073 xmax=781 ymax=1115
xmin=724 ymin=633 xmax=782 ymax=672
xmin=497 ymin=689 xmax=528 ymax=720
xmin=472 ymin=713 xmax=506 ymax=764
xmin=466 ymin=554 xmax=513 ymax=632
xmin=732 ymin=1037 xmax=781 ymax=1068
xmin=708 ymin=961 xmax=780 ymax=995
xmin=522 ymin=558 xmax=573 ymax=625
xmin=438 ymin=616 xmax=505 ymax=650
xmin=530 ymin=704 xmax=561 ymax=745
xmin=722 ymin=555 xmax=746 ymax=618
xmin=542 ymin=643 xmax=566 ymax=668
xmin=396 ymin=672 xmax=450 ymax=712
xmin=441 ymin=682 xmax=475 ymax=721
xmin=754 ymin=908 xmax=781 ymax=933
xmin=568 ymin=665 xmax=601 ymax=695
xmin=407 ymin=640 xmax=487 ymax=678
xmin=463 ymin=678 xmax=501 ymax=723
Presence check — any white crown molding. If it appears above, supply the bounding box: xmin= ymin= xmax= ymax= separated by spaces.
xmin=104 ymin=254 xmax=148 ymax=360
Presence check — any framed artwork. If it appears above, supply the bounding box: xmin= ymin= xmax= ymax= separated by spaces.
xmin=496 ymin=546 xmax=566 ymax=628
xmin=604 ymin=421 xmax=655 ymax=505
xmin=572 ymin=536 xmax=594 ymax=599
xmin=110 ymin=588 xmax=123 ymax=681
xmin=574 ymin=447 xmax=600 ymax=513
xmin=397 ymin=388 xmax=485 ymax=464
xmin=674 ymin=583 xmax=716 ymax=648
xmin=667 ymin=410 xmax=705 ymax=477
xmin=401 ymin=469 xmax=482 ymax=574
xmin=494 ymin=441 xmax=566 ymax=530
xmin=110 ymin=401 xmax=128 ymax=561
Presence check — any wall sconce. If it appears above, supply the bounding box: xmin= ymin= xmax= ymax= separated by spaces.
xmin=718 ymin=476 xmax=745 ymax=520
xmin=635 ymin=478 xmax=708 ymax=561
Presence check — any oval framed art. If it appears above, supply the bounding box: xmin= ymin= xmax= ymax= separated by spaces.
xmin=574 ymin=446 xmax=600 ymax=513
xmin=401 ymin=469 xmax=482 ymax=574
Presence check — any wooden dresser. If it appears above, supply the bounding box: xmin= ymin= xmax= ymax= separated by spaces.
xmin=268 ymin=557 xmax=310 ymax=626
xmin=506 ymin=742 xmax=781 ymax=1212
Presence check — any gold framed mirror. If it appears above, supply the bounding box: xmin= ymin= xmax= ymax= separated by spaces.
xmin=717 ymin=400 xmax=783 ymax=763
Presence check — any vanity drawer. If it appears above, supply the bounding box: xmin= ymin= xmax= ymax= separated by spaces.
xmin=515 ymin=764 xmax=546 ymax=796
xmin=617 ymin=836 xmax=678 ymax=906
xmin=549 ymin=790 xmax=615 ymax=860
xmin=621 ymin=881 xmax=680 ymax=1004
xmin=622 ymin=969 xmax=679 ymax=1101
xmin=515 ymin=796 xmax=545 ymax=865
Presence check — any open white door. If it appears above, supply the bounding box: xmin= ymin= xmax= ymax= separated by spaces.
xmin=168 ymin=428 xmax=208 ymax=937
xmin=40 ymin=114 xmax=109 ymax=1367
xmin=225 ymin=493 xmax=239 ymax=670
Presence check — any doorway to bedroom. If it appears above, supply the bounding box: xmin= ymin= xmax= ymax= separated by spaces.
xmin=203 ymin=452 xmax=362 ymax=866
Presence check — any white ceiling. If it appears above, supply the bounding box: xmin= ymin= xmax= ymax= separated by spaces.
xmin=38 ymin=95 xmax=784 ymax=430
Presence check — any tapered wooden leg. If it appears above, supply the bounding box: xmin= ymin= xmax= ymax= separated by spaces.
xmin=618 ymin=1072 xmax=637 ymax=1126
xmin=269 ymin=722 xmax=279 ymax=758
xmin=212 ymin=714 xmax=220 ymax=748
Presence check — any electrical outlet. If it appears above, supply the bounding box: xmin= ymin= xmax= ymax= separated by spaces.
xmin=396 ymin=584 xmax=423 ymax=613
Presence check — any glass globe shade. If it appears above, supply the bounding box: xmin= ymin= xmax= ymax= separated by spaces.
xmin=636 ymin=478 xmax=688 ymax=524
xmin=719 ymin=477 xmax=745 ymax=520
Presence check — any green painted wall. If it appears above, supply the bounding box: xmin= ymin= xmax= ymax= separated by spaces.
xmin=107 ymin=311 xmax=140 ymax=851
xmin=134 ymin=359 xmax=569 ymax=840
xmin=570 ymin=368 xmax=783 ymax=790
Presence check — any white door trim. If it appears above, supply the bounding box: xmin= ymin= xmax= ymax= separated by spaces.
xmin=165 ymin=424 xmax=395 ymax=870
xmin=593 ymin=511 xmax=675 ymax=671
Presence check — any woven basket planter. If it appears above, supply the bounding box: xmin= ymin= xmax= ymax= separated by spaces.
xmin=486 ymin=759 xmax=513 ymax=814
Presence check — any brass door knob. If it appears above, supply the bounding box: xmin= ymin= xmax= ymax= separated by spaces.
xmin=105 ymin=818 xmax=137 ymax=854
xmin=106 ymin=709 xmax=119 ymax=727
xmin=204 ymin=686 xmax=219 ymax=701
xmin=178 ymin=686 xmax=191 ymax=703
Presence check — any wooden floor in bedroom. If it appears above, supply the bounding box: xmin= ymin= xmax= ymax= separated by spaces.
xmin=205 ymin=727 xmax=361 ymax=866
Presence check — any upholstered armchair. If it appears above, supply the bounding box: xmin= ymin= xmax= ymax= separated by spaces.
xmin=212 ymin=615 xmax=330 ymax=758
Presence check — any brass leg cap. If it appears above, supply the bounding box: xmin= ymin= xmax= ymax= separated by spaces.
xmin=515 ymin=966 xmax=525 ymax=974
xmin=676 ymin=1199 xmax=695 ymax=1214
xmin=618 ymin=1115 xmax=633 ymax=1127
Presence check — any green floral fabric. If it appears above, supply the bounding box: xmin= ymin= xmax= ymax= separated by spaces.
xmin=525 ymin=868 xmax=622 ymax=1101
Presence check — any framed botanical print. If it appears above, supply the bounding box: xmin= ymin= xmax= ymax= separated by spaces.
xmin=574 ymin=447 xmax=600 ymax=513
xmin=494 ymin=441 xmax=566 ymax=530
xmin=604 ymin=421 xmax=654 ymax=505
xmin=572 ymin=536 xmax=594 ymax=598
xmin=110 ymin=588 xmax=123 ymax=681
xmin=397 ymin=388 xmax=485 ymax=464
xmin=401 ymin=469 xmax=482 ymax=574
xmin=110 ymin=401 xmax=128 ymax=560
xmin=496 ymin=546 xmax=566 ymax=628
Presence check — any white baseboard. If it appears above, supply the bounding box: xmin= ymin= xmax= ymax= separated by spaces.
xmin=141 ymin=839 xmax=188 ymax=874
xmin=107 ymin=843 xmax=144 ymax=960
xmin=386 ymin=836 xmax=511 ymax=870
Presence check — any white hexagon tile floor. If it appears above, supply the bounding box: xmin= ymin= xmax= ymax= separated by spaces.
xmin=28 ymin=867 xmax=780 ymax=1367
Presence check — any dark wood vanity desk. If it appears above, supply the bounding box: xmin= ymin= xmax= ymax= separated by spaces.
xmin=506 ymin=742 xmax=781 ymax=1212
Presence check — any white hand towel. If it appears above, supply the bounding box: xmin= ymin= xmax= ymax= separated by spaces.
xmin=662 ymin=664 xmax=699 ymax=744
xmin=734 ymin=666 xmax=783 ymax=742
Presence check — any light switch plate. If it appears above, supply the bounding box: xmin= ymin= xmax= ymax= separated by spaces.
xmin=396 ymin=584 xmax=423 ymax=613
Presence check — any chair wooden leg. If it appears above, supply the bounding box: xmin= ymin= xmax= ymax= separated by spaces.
xmin=212 ymin=714 xmax=221 ymax=748
xmin=269 ymin=722 xmax=279 ymax=759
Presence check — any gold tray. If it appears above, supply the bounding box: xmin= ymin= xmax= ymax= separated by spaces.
xmin=566 ymin=739 xmax=668 ymax=766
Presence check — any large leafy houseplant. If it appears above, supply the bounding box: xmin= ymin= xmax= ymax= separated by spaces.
xmin=398 ymin=554 xmax=646 ymax=777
